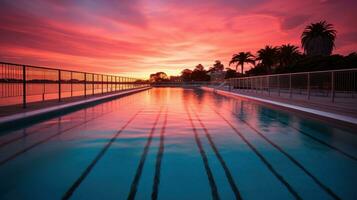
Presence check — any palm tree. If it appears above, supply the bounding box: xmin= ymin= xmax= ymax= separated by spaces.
xmin=256 ymin=45 xmax=279 ymax=73
xmin=301 ymin=21 xmax=336 ymax=56
xmin=229 ymin=52 xmax=255 ymax=74
xmin=278 ymin=44 xmax=301 ymax=67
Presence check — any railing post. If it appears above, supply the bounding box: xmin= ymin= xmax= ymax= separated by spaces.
xmin=228 ymin=79 xmax=231 ymax=91
xmin=84 ymin=73 xmax=87 ymax=97
xmin=42 ymin=71 xmax=45 ymax=101
xmin=331 ymin=71 xmax=335 ymax=103
xmin=289 ymin=74 xmax=292 ymax=98
xmin=22 ymin=65 xmax=26 ymax=108
xmin=307 ymin=73 xmax=310 ymax=100
xmin=255 ymin=78 xmax=257 ymax=92
xmin=268 ymin=76 xmax=270 ymax=96
xmin=101 ymin=75 xmax=104 ymax=94
xmin=58 ymin=69 xmax=61 ymax=102
xmin=70 ymin=72 xmax=73 ymax=97
xmin=250 ymin=78 xmax=252 ymax=92
xmin=115 ymin=76 xmax=117 ymax=91
xmin=92 ymin=74 xmax=94 ymax=95
xmin=278 ymin=75 xmax=280 ymax=96
xmin=110 ymin=76 xmax=112 ymax=92
xmin=109 ymin=76 xmax=111 ymax=92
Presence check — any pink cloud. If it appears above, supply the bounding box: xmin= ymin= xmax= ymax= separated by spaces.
xmin=0 ymin=0 xmax=356 ymax=78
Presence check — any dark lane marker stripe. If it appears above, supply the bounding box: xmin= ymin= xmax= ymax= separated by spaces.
xmin=263 ymin=111 xmax=357 ymax=161
xmin=63 ymin=109 xmax=143 ymax=200
xmin=0 ymin=97 xmax=143 ymax=150
xmin=0 ymin=110 xmax=113 ymax=167
xmin=191 ymin=107 xmax=242 ymax=200
xmin=213 ymin=109 xmax=302 ymax=200
xmin=186 ymin=107 xmax=220 ymax=200
xmin=127 ymin=108 xmax=163 ymax=200
xmin=233 ymin=112 xmax=341 ymax=200
xmin=151 ymin=108 xmax=168 ymax=200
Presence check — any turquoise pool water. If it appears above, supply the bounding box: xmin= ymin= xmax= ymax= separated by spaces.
xmin=0 ymin=88 xmax=356 ymax=200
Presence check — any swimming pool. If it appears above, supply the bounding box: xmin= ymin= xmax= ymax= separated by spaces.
xmin=0 ymin=88 xmax=356 ymax=200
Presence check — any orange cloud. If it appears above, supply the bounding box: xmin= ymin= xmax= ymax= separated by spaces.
xmin=0 ymin=0 xmax=356 ymax=78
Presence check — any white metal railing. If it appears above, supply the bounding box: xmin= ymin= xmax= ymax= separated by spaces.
xmin=227 ymin=68 xmax=357 ymax=103
xmin=0 ymin=62 xmax=148 ymax=108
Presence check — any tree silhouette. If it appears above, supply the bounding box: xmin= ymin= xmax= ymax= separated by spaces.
xmin=229 ymin=52 xmax=255 ymax=74
xmin=278 ymin=44 xmax=301 ymax=68
xmin=210 ymin=60 xmax=224 ymax=72
xmin=256 ymin=45 xmax=279 ymax=73
xmin=301 ymin=21 xmax=336 ymax=56
xmin=195 ymin=64 xmax=204 ymax=71
xmin=150 ymin=72 xmax=169 ymax=82
xmin=191 ymin=64 xmax=210 ymax=81
xmin=181 ymin=69 xmax=192 ymax=82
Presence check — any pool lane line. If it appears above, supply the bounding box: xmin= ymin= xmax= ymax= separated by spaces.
xmin=186 ymin=107 xmax=220 ymax=200
xmin=127 ymin=107 xmax=163 ymax=200
xmin=190 ymin=107 xmax=242 ymax=200
xmin=0 ymin=95 xmax=142 ymax=150
xmin=62 ymin=109 xmax=144 ymax=200
xmin=215 ymin=92 xmax=357 ymax=162
xmin=230 ymin=111 xmax=342 ymax=200
xmin=212 ymin=109 xmax=302 ymax=200
xmin=0 ymin=108 xmax=115 ymax=167
xmin=261 ymin=111 xmax=357 ymax=161
xmin=151 ymin=108 xmax=168 ymax=200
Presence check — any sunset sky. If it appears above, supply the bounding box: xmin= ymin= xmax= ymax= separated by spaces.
xmin=0 ymin=0 xmax=356 ymax=78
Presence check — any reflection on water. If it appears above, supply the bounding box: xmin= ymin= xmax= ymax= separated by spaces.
xmin=0 ymin=88 xmax=356 ymax=200
xmin=0 ymin=83 xmax=140 ymax=106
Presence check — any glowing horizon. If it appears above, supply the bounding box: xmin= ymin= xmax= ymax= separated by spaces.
xmin=0 ymin=0 xmax=356 ymax=79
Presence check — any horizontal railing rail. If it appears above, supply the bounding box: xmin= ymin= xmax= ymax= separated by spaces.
xmin=0 ymin=62 xmax=149 ymax=108
xmin=226 ymin=68 xmax=357 ymax=103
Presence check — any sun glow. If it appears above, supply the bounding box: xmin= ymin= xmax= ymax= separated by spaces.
xmin=0 ymin=0 xmax=356 ymax=79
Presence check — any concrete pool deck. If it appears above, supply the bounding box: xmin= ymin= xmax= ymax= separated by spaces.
xmin=201 ymin=86 xmax=357 ymax=128
xmin=0 ymin=87 xmax=151 ymax=129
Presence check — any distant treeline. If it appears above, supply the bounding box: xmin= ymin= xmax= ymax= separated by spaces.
xmin=150 ymin=21 xmax=357 ymax=82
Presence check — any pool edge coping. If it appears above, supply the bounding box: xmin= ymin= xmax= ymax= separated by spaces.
xmin=201 ymin=86 xmax=357 ymax=127
xmin=0 ymin=87 xmax=152 ymax=128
